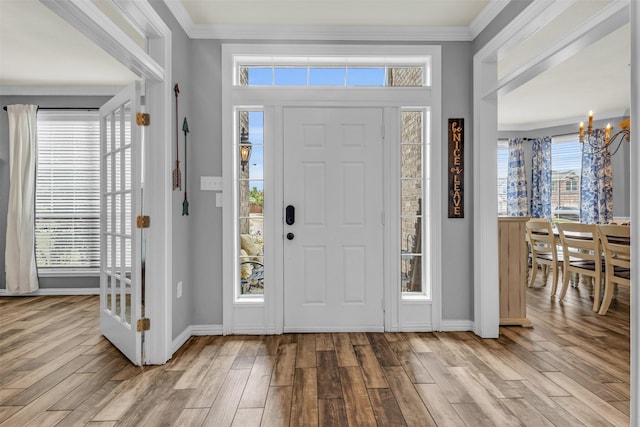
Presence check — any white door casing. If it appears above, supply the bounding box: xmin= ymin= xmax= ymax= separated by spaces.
xmin=283 ymin=107 xmax=384 ymax=332
xmin=221 ymin=45 xmax=442 ymax=336
xmin=100 ymin=82 xmax=143 ymax=365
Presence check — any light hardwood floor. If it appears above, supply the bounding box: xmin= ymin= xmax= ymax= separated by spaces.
xmin=0 ymin=275 xmax=630 ymax=426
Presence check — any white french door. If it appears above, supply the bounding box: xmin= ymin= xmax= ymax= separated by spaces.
xmin=99 ymin=83 xmax=143 ymax=365
xmin=283 ymin=107 xmax=384 ymax=331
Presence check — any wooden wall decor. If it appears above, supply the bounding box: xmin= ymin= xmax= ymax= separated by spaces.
xmin=448 ymin=118 xmax=464 ymax=218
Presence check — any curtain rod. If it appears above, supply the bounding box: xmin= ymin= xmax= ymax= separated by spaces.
xmin=3 ymin=106 xmax=99 ymax=111
xmin=499 ymin=131 xmax=580 ymax=142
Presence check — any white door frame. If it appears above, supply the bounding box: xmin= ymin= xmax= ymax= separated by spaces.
xmin=221 ymin=44 xmax=442 ymax=335
xmin=474 ymin=2 xmax=638 ymax=419
xmin=41 ymin=0 xmax=173 ymax=364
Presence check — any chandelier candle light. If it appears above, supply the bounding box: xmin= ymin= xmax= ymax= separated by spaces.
xmin=579 ymin=110 xmax=631 ymax=155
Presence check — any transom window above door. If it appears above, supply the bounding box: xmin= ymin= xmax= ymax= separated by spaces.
xmin=233 ymin=54 xmax=432 ymax=87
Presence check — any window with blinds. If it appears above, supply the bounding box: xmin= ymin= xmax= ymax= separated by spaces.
xmin=551 ymin=135 xmax=582 ymax=221
xmin=35 ymin=110 xmax=100 ymax=272
xmin=497 ymin=140 xmax=508 ymax=215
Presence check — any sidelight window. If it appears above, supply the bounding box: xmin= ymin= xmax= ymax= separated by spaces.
xmin=400 ymin=109 xmax=427 ymax=297
xmin=237 ymin=110 xmax=265 ymax=298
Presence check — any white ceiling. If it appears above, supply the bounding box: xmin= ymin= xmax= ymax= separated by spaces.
xmin=0 ymin=0 xmax=137 ymax=88
xmin=180 ymin=0 xmax=490 ymax=27
xmin=0 ymin=0 xmax=631 ymax=130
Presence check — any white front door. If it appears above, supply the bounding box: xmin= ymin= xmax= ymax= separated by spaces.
xmin=283 ymin=107 xmax=384 ymax=332
xmin=99 ymin=83 xmax=143 ymax=365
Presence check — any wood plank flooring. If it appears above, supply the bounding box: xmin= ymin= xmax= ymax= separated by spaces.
xmin=0 ymin=276 xmax=630 ymax=426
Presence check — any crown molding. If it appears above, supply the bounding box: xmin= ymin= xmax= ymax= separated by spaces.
xmin=163 ymin=0 xmax=507 ymax=42
xmin=189 ymin=23 xmax=474 ymax=41
xmin=0 ymin=85 xmax=125 ymax=96
xmin=469 ymin=0 xmax=510 ymax=39
xmin=498 ymin=109 xmax=629 ymax=132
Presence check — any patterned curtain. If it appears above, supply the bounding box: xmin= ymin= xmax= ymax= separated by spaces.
xmin=507 ymin=138 xmax=529 ymax=216
xmin=580 ymin=129 xmax=613 ymax=224
xmin=530 ymin=136 xmax=551 ymax=219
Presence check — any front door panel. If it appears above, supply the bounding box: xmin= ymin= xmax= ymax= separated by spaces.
xmin=283 ymin=107 xmax=384 ymax=331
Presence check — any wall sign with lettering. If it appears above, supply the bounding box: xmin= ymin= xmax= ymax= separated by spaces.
xmin=448 ymin=118 xmax=464 ymax=218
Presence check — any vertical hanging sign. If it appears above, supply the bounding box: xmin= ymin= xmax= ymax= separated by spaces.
xmin=448 ymin=118 xmax=464 ymax=218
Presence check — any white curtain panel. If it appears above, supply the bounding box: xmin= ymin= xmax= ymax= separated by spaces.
xmin=5 ymin=104 xmax=39 ymax=293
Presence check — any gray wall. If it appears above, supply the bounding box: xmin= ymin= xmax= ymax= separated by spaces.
xmin=499 ymin=117 xmax=632 ymax=218
xmin=440 ymin=42 xmax=474 ymax=320
xmin=177 ymin=40 xmax=477 ymax=325
xmin=188 ymin=39 xmax=224 ymax=326
xmin=0 ymin=95 xmax=109 ymax=290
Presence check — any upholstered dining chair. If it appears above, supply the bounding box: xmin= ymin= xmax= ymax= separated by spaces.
xmin=526 ymin=219 xmax=562 ymax=296
xmin=597 ymin=224 xmax=631 ymax=315
xmin=557 ymin=222 xmax=603 ymax=312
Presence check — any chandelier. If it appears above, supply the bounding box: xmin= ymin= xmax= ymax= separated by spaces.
xmin=579 ymin=111 xmax=630 ymax=155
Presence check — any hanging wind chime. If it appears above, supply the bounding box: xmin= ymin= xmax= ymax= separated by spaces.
xmin=182 ymin=117 xmax=190 ymax=216
xmin=172 ymin=84 xmax=182 ymax=190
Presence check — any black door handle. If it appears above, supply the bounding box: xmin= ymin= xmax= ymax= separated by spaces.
xmin=286 ymin=205 xmax=295 ymax=225
xmin=287 ymin=232 xmax=295 ymax=240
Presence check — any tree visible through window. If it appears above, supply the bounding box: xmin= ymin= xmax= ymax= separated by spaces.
xmin=35 ymin=111 xmax=100 ymax=270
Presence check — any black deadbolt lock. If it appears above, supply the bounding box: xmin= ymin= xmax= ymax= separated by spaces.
xmin=286 ymin=205 xmax=295 ymax=225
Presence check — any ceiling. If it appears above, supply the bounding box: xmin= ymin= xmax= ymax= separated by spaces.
xmin=0 ymin=0 xmax=631 ymax=130
xmin=179 ymin=0 xmax=490 ymax=27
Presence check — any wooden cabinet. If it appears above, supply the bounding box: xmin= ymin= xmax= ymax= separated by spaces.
xmin=498 ymin=216 xmax=533 ymax=327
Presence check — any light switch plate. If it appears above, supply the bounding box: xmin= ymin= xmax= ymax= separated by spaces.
xmin=201 ymin=176 xmax=223 ymax=191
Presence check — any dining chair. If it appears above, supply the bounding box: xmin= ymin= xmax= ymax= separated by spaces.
xmin=557 ymin=222 xmax=603 ymax=312
xmin=597 ymin=224 xmax=631 ymax=315
xmin=608 ymin=219 xmax=631 ymax=226
xmin=526 ymin=219 xmax=562 ymax=296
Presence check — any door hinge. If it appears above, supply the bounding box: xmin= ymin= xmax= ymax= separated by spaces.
xmin=136 ymin=215 xmax=150 ymax=228
xmin=136 ymin=112 xmax=150 ymax=126
xmin=137 ymin=317 xmax=150 ymax=332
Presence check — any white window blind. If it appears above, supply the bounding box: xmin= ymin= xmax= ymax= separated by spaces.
xmin=497 ymin=139 xmax=508 ymax=215
xmin=35 ymin=110 xmax=100 ymax=271
xmin=551 ymin=135 xmax=582 ymax=214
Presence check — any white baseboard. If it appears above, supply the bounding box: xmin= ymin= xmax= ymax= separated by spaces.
xmin=0 ymin=288 xmax=100 ymax=296
xmin=397 ymin=323 xmax=434 ymax=332
xmin=439 ymin=320 xmax=475 ymax=331
xmin=172 ymin=324 xmax=223 ymax=354
xmin=191 ymin=324 xmax=223 ymax=336
xmin=284 ymin=326 xmax=385 ymax=333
